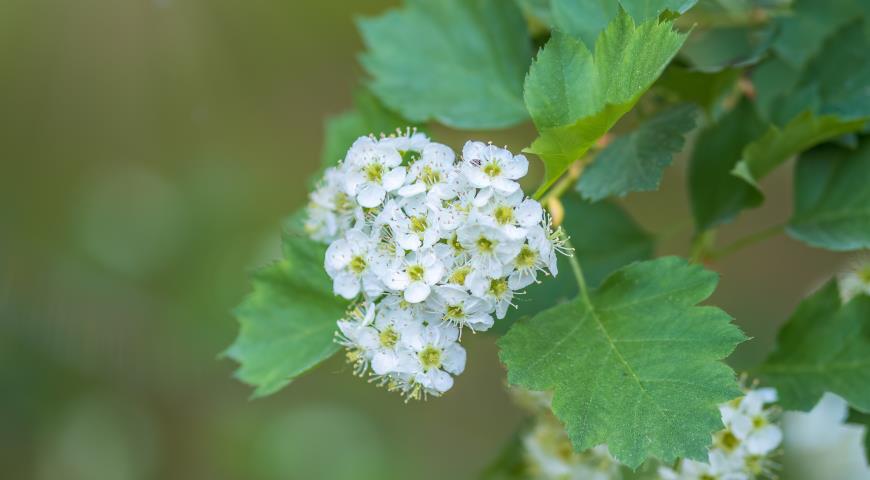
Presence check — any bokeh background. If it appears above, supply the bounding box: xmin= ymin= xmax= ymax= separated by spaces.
xmin=0 ymin=1 xmax=856 ymax=479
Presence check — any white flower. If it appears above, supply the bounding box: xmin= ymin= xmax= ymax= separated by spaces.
xmin=369 ymin=303 xmax=423 ymax=375
xmin=506 ymin=225 xmax=558 ymax=290
xmin=391 ymin=197 xmax=442 ymax=251
xmin=468 ymin=271 xmax=515 ymax=319
xmin=335 ymin=303 xmax=379 ymax=375
xmin=424 ymin=285 xmax=494 ymax=332
xmin=721 ymin=388 xmax=782 ymax=455
xmin=324 ymin=229 xmax=385 ymax=299
xmin=380 ymin=129 xmax=430 ymax=154
xmin=381 ymin=249 xmax=445 ymax=303
xmin=399 ymin=323 xmax=466 ymax=395
xmin=458 ymin=223 xmax=522 ymax=277
xmin=344 ymin=136 xmax=406 ymax=208
xmin=472 ymin=189 xmax=543 ymax=240
xmin=461 ymin=141 xmax=528 ymax=205
xmin=398 ymin=142 xmax=460 ymax=202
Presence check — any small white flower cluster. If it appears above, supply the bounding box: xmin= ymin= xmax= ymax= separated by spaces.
xmin=305 ymin=130 xmax=564 ymax=400
xmin=524 ymin=416 xmax=622 ymax=480
xmin=659 ymin=387 xmax=783 ymax=480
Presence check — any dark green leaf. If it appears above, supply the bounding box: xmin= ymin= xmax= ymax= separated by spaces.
xmin=524 ymin=12 xmax=686 ymax=196
xmin=499 ymin=257 xmax=746 ymax=467
xmin=578 ymin=104 xmax=698 ymax=201
xmin=656 ymin=65 xmax=740 ymax=118
xmin=358 ymin=0 xmax=531 ymax=129
xmin=757 ymin=281 xmax=870 ymax=412
xmin=226 ymin=231 xmax=347 ymax=398
xmin=678 ymin=23 xmax=774 ymax=72
xmin=771 ymin=0 xmax=866 ymax=70
xmin=787 ymin=140 xmax=870 ymax=251
xmin=688 ymin=98 xmax=766 ymax=231
xmin=551 ymin=0 xmax=696 ymax=48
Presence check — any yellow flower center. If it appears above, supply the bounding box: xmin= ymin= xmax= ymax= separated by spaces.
xmin=410 ymin=215 xmax=428 ymax=233
xmin=408 ymin=264 xmax=425 ymax=281
xmin=489 ymin=278 xmax=508 ymax=298
xmin=363 ymin=162 xmax=384 ymax=182
xmin=445 ymin=304 xmax=464 ymax=321
xmin=379 ymin=327 xmax=399 ymax=348
xmin=418 ymin=346 xmax=442 ymax=370
xmin=493 ymin=205 xmax=514 ymax=225
xmin=420 ymin=165 xmax=442 ymax=187
xmin=349 ymin=255 xmax=367 ymax=274
xmin=449 ymin=266 xmax=470 ymax=285
xmin=476 ymin=236 xmax=494 ymax=253
xmin=483 ymin=161 xmax=502 ymax=177
xmin=516 ymin=245 xmax=538 ymax=268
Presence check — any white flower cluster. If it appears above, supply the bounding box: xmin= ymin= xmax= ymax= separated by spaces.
xmin=304 ymin=130 xmax=563 ymax=400
xmin=659 ymin=387 xmax=783 ymax=480
xmin=524 ymin=416 xmax=622 ymax=480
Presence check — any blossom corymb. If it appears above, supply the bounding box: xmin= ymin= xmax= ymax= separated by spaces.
xmin=305 ymin=129 xmax=564 ymax=400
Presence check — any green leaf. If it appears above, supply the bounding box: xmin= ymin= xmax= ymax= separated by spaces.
xmin=551 ymin=0 xmax=696 ymax=48
xmin=499 ymin=257 xmax=746 ymax=467
xmin=656 ymin=65 xmax=740 ymax=118
xmin=732 ymin=20 xmax=870 ymax=188
xmin=321 ymin=90 xmax=413 ymax=168
xmin=731 ymin=111 xmax=868 ymax=187
xmin=578 ymin=104 xmax=698 ymax=201
xmin=787 ymin=140 xmax=870 ymax=251
xmin=771 ymin=0 xmax=866 ymax=70
xmin=756 ymin=281 xmax=870 ymax=413
xmin=500 ymin=194 xmax=655 ymax=331
xmin=524 ymin=12 xmax=686 ymax=197
xmin=678 ymin=23 xmax=774 ymax=72
xmin=358 ymin=0 xmax=531 ymax=129
xmin=688 ymin=98 xmax=766 ymax=231
xmin=226 ymin=231 xmax=347 ymax=398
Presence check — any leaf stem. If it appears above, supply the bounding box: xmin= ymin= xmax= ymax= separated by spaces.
xmin=562 ymin=233 xmax=591 ymax=304
xmin=706 ymin=223 xmax=786 ymax=261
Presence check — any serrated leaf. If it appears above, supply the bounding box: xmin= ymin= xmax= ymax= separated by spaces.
xmin=578 ymin=104 xmax=698 ymax=201
xmin=756 ymin=281 xmax=870 ymax=413
xmin=524 ymin=12 xmax=686 ymax=197
xmin=551 ymin=0 xmax=696 ymax=48
xmin=226 ymin=232 xmax=347 ymax=398
xmin=498 ymin=257 xmax=746 ymax=467
xmin=787 ymin=140 xmax=870 ymax=251
xmin=321 ymin=90 xmax=413 ymax=168
xmin=358 ymin=0 xmax=531 ymax=130
xmin=500 ymin=194 xmax=654 ymax=332
xmin=688 ymin=98 xmax=766 ymax=231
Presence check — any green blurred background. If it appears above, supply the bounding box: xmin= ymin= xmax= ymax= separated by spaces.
xmin=0 ymin=1 xmax=854 ymax=479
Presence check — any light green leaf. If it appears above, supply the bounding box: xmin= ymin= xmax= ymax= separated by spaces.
xmin=321 ymin=90 xmax=413 ymax=168
xmin=524 ymin=12 xmax=686 ymax=197
xmin=578 ymin=104 xmax=698 ymax=201
xmin=787 ymin=140 xmax=870 ymax=251
xmin=499 ymin=257 xmax=746 ymax=467
xmin=358 ymin=0 xmax=531 ymax=129
xmin=500 ymin=194 xmax=654 ymax=331
xmin=757 ymin=281 xmax=870 ymax=413
xmin=688 ymin=98 xmax=766 ymax=231
xmin=226 ymin=231 xmax=347 ymax=398
xmin=551 ymin=0 xmax=696 ymax=48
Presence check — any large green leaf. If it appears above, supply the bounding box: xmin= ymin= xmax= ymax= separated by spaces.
xmin=551 ymin=0 xmax=696 ymax=48
xmin=501 ymin=194 xmax=654 ymax=331
xmin=499 ymin=257 xmax=746 ymax=467
xmin=524 ymin=12 xmax=686 ymax=197
xmin=226 ymin=231 xmax=347 ymax=398
xmin=578 ymin=104 xmax=698 ymax=201
xmin=321 ymin=90 xmax=413 ymax=168
xmin=358 ymin=0 xmax=531 ymax=129
xmin=787 ymin=140 xmax=870 ymax=251
xmin=688 ymin=98 xmax=766 ymax=231
xmin=757 ymin=281 xmax=870 ymax=412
